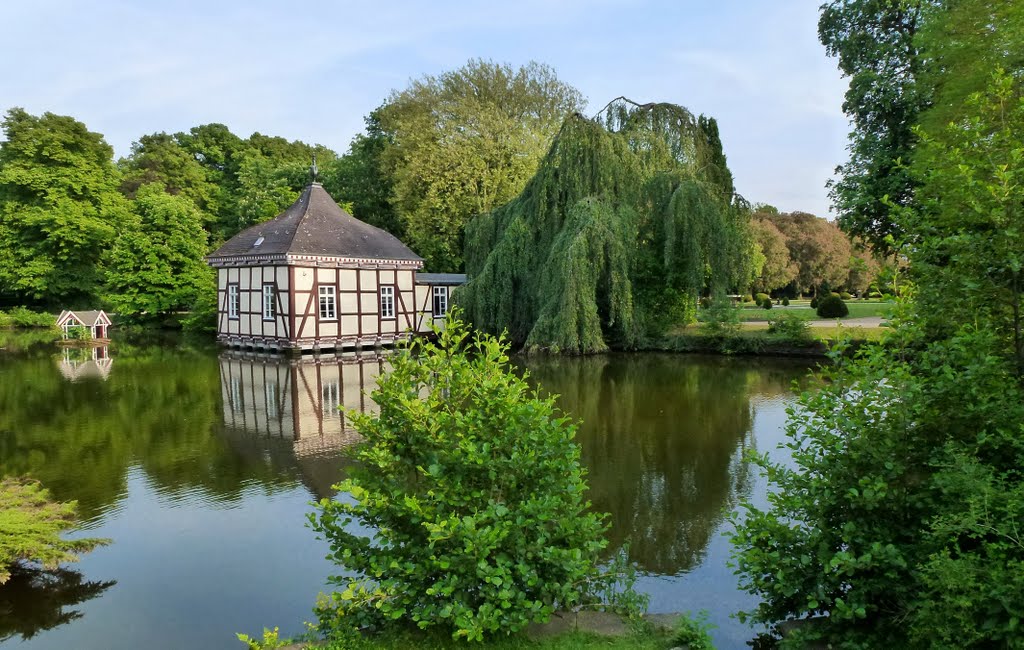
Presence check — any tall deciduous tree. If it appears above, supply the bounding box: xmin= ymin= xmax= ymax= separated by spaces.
xmin=119 ymin=132 xmax=220 ymax=218
xmin=764 ymin=211 xmax=851 ymax=294
xmin=376 ymin=59 xmax=585 ymax=271
xmin=0 ymin=109 xmax=130 ymax=307
xmin=749 ymin=215 xmax=798 ymax=293
xmin=104 ymin=183 xmax=209 ymax=318
xmin=819 ymin=0 xmax=929 ymax=252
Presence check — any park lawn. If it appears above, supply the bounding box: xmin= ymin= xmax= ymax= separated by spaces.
xmin=736 ymin=300 xmax=893 ymax=322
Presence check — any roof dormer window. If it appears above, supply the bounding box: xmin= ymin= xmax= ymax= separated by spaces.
xmin=254 ymin=236 xmax=265 ymax=247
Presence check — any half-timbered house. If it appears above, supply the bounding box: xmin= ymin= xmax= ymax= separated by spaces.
xmin=206 ymin=182 xmax=465 ymax=352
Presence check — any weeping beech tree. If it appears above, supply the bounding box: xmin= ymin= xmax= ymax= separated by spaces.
xmin=461 ymin=98 xmax=751 ymax=354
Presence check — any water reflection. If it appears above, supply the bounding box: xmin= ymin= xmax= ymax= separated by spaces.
xmin=217 ymin=351 xmax=387 ymax=498
xmin=0 ymin=565 xmax=115 ymax=642
xmin=57 ymin=346 xmax=112 ymax=382
xmin=523 ymin=353 xmax=809 ymax=576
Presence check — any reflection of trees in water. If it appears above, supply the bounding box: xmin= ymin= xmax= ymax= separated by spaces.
xmin=0 ymin=345 xmax=301 ymax=521
xmin=523 ymin=353 xmax=808 ymax=576
xmin=0 ymin=565 xmax=115 ymax=642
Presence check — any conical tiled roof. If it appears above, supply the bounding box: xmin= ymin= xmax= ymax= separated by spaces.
xmin=207 ymin=184 xmax=422 ymax=262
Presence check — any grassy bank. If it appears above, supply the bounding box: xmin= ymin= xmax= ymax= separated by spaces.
xmin=651 ymin=323 xmax=886 ymax=357
xmin=735 ymin=300 xmax=893 ymax=321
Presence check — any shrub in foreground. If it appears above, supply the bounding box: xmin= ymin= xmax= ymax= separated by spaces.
xmin=767 ymin=313 xmax=810 ymax=343
xmin=815 ymin=295 xmax=848 ymax=318
xmin=311 ymin=313 xmax=642 ymax=641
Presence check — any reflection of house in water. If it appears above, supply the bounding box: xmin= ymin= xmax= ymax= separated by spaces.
xmin=58 ymin=346 xmax=112 ymax=382
xmin=218 ymin=351 xmax=388 ymax=498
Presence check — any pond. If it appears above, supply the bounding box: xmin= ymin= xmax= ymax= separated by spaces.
xmin=0 ymin=334 xmax=814 ymax=649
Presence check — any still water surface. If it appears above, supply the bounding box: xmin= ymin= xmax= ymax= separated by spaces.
xmin=0 ymin=335 xmax=813 ymax=649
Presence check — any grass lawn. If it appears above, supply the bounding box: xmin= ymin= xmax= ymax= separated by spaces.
xmin=736 ymin=300 xmax=894 ymax=322
xmin=323 ymin=630 xmax=670 ymax=649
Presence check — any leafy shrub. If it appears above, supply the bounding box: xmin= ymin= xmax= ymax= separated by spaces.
xmin=767 ymin=313 xmax=810 ymax=342
xmin=671 ymin=611 xmax=716 ymax=650
xmin=809 ymin=296 xmax=819 ymax=309
xmin=699 ymin=298 xmax=741 ymax=338
xmin=782 ymin=297 xmax=790 ymax=306
xmin=0 ymin=312 xmax=13 ymax=329
xmin=6 ymin=307 xmax=54 ymax=329
xmin=741 ymin=294 xmax=754 ymax=303
xmin=816 ymin=295 xmax=849 ymax=318
xmin=311 ymin=313 xmax=641 ymax=641
xmin=755 ymin=292 xmax=770 ymax=305
xmin=830 ymin=291 xmax=841 ymax=298
xmin=66 ymin=326 xmax=91 ymax=341
xmin=236 ymin=627 xmax=289 ymax=650
xmin=0 ymin=478 xmax=109 ymax=583
xmin=840 ymin=291 xmax=853 ymax=300
xmin=761 ymin=298 xmax=773 ymax=310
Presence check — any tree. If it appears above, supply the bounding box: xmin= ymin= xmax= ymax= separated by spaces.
xmin=0 ymin=109 xmax=130 ymax=306
xmin=119 ymin=132 xmax=220 ymax=217
xmin=321 ymin=111 xmax=402 ymax=237
xmin=310 ymin=315 xmax=637 ymax=640
xmin=104 ymin=183 xmax=210 ymax=318
xmin=764 ymin=212 xmax=851 ymax=294
xmin=461 ymin=99 xmax=749 ymax=353
xmin=750 ymin=215 xmax=798 ymax=293
xmin=375 ymin=59 xmax=585 ymax=271
xmin=819 ymin=0 xmax=929 ymax=252
xmin=731 ymin=17 xmax=1024 ymax=646
xmin=0 ymin=477 xmax=108 ymax=584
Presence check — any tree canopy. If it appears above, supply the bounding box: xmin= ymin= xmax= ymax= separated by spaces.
xmin=461 ymin=98 xmax=750 ymax=353
xmin=374 ymin=59 xmax=585 ymax=272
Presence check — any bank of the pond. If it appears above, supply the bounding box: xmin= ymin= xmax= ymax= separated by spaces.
xmin=638 ymin=328 xmax=884 ymax=359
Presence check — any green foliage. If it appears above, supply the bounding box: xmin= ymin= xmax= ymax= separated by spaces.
xmin=375 ymin=59 xmax=585 ymax=272
xmin=809 ymin=296 xmax=818 ymax=309
xmin=698 ymin=298 xmax=741 ymax=339
xmin=462 ymin=98 xmax=749 ymax=353
xmin=671 ymin=611 xmax=716 ymax=650
xmin=760 ymin=298 xmax=773 ymax=310
xmin=782 ymin=297 xmax=790 ymax=306
xmin=840 ymin=291 xmax=853 ymax=300
xmin=755 ymin=293 xmax=770 ymax=305
xmin=310 ymin=314 xmax=640 ymax=640
xmin=103 ymin=183 xmax=210 ymax=319
xmin=815 ymin=295 xmax=848 ymax=318
xmin=0 ymin=108 xmax=131 ymax=306
xmin=0 ymin=478 xmax=109 ymax=584
xmin=818 ymin=0 xmax=927 ymax=252
xmin=766 ymin=313 xmax=810 ymax=343
xmin=236 ymin=627 xmax=289 ymax=649
xmin=2 ymin=307 xmax=54 ymax=329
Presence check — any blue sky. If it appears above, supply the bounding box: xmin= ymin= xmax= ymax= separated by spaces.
xmin=1 ymin=0 xmax=848 ymax=218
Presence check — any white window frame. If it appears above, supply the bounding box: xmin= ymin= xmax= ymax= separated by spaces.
xmin=262 ymin=283 xmax=276 ymax=321
xmin=380 ymin=285 xmax=395 ymax=320
xmin=319 ymin=285 xmax=337 ymax=320
xmin=228 ymin=284 xmax=239 ymax=320
xmin=432 ymin=286 xmax=449 ymax=318
xmin=322 ymin=380 xmax=340 ymax=416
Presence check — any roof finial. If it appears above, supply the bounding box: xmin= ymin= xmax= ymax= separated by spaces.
xmin=310 ymin=153 xmax=319 ymax=184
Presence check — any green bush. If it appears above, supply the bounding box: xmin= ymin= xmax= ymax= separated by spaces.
xmin=5 ymin=307 xmax=54 ymax=329
xmin=699 ymin=296 xmax=712 ymax=309
xmin=809 ymin=296 xmax=819 ymax=309
xmin=755 ymin=292 xmax=770 ymax=305
xmin=767 ymin=313 xmax=810 ymax=342
xmin=671 ymin=611 xmax=716 ymax=650
xmin=816 ymin=295 xmax=849 ymax=318
xmin=741 ymin=294 xmax=754 ymax=303
xmin=782 ymin=297 xmax=790 ymax=306
xmin=311 ymin=313 xmax=642 ymax=641
xmin=840 ymin=291 xmax=853 ymax=300
xmin=830 ymin=291 xmax=841 ymax=298
xmin=761 ymin=298 xmax=773 ymax=310
xmin=0 ymin=478 xmax=109 ymax=584
xmin=699 ymin=298 xmax=741 ymax=338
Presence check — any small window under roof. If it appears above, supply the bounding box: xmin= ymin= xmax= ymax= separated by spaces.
xmin=254 ymin=236 xmax=265 ymax=247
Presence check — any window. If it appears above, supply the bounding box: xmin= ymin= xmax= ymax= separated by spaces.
xmin=380 ymin=285 xmax=395 ymax=319
xmin=319 ymin=285 xmax=336 ymax=320
xmin=432 ymin=286 xmax=449 ymax=317
xmin=228 ymin=284 xmax=239 ymax=319
xmin=265 ymin=380 xmax=279 ymax=419
xmin=263 ymin=284 xmax=276 ymax=320
xmin=322 ymin=380 xmax=339 ymax=416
